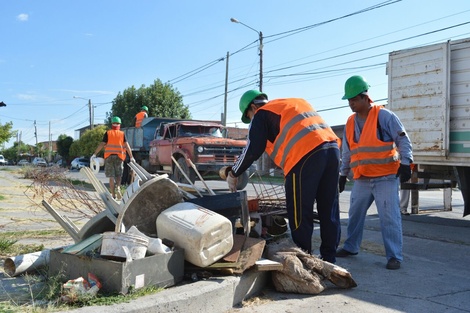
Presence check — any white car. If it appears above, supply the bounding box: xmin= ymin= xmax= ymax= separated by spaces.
xmin=32 ymin=157 xmax=48 ymax=167
xmin=0 ymin=155 xmax=6 ymax=166
xmin=18 ymin=159 xmax=30 ymax=166
xmin=70 ymin=157 xmax=90 ymax=170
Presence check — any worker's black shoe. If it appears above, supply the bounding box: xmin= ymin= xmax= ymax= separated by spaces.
xmin=386 ymin=258 xmax=401 ymax=270
xmin=336 ymin=248 xmax=358 ymax=257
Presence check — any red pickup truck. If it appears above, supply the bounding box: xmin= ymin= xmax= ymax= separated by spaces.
xmin=147 ymin=120 xmax=251 ymax=189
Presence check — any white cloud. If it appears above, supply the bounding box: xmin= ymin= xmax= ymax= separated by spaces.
xmin=17 ymin=14 xmax=29 ymax=22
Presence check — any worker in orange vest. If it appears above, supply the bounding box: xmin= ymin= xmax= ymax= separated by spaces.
xmin=92 ymin=116 xmax=135 ymax=200
xmin=134 ymin=106 xmax=148 ymax=128
xmin=336 ymin=75 xmax=413 ymax=270
xmin=227 ymin=90 xmax=341 ymax=263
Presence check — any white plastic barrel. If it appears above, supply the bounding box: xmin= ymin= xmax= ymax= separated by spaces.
xmin=156 ymin=202 xmax=233 ymax=267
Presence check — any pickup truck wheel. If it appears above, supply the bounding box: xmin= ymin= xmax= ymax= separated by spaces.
xmin=173 ymin=158 xmax=196 ymax=184
xmin=236 ymin=171 xmax=249 ymax=190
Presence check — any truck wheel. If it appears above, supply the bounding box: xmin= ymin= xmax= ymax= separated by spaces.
xmin=236 ymin=171 xmax=249 ymax=190
xmin=173 ymin=158 xmax=196 ymax=184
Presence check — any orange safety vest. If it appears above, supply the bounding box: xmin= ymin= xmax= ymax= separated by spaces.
xmin=104 ymin=130 xmax=126 ymax=161
xmin=259 ymin=98 xmax=340 ymax=175
xmin=135 ymin=111 xmax=146 ymax=128
xmin=346 ymin=105 xmax=400 ymax=179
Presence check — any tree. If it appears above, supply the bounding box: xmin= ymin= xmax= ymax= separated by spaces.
xmin=69 ymin=125 xmax=107 ymax=158
xmin=108 ymin=79 xmax=191 ymax=127
xmin=0 ymin=122 xmax=15 ymax=146
xmin=56 ymin=134 xmax=74 ymax=163
xmin=1 ymin=141 xmax=30 ymax=163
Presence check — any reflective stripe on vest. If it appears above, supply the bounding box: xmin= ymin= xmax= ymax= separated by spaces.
xmin=260 ymin=98 xmax=339 ymax=175
xmin=346 ymin=105 xmax=399 ymax=179
xmin=104 ymin=130 xmax=126 ymax=161
xmin=135 ymin=111 xmax=146 ymax=128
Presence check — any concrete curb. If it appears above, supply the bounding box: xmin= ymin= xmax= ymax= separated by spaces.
xmin=59 ymin=270 xmax=270 ymax=313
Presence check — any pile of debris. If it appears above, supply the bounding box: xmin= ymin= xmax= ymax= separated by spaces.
xmin=3 ymin=162 xmax=356 ymax=298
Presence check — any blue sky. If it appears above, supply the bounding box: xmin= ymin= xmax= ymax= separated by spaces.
xmin=1 ymin=0 xmax=470 ymax=148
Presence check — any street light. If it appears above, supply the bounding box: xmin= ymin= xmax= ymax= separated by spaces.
xmin=230 ymin=18 xmax=263 ymax=91
xmin=73 ymin=96 xmax=94 ymax=130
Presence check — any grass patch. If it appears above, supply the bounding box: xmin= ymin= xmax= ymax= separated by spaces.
xmin=0 ymin=276 xmax=164 ymax=313
xmin=0 ymin=194 xmax=5 ymax=200
xmin=0 ymin=230 xmax=66 ymax=257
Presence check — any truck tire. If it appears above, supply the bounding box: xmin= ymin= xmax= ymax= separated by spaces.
xmin=236 ymin=171 xmax=249 ymax=190
xmin=173 ymin=157 xmax=196 ymax=184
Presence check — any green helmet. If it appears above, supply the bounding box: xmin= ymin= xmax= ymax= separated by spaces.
xmin=141 ymin=106 xmax=148 ymax=112
xmin=342 ymin=75 xmax=370 ymax=100
xmin=111 ymin=116 xmax=121 ymax=124
xmin=239 ymin=90 xmax=268 ymax=124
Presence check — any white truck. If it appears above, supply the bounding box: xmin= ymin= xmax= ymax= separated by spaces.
xmin=387 ymin=37 xmax=470 ymax=216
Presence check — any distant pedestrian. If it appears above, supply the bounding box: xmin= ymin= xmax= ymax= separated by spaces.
xmin=227 ymin=90 xmax=341 ymax=263
xmin=92 ymin=116 xmax=135 ymax=200
xmin=336 ymin=75 xmax=413 ymax=270
xmin=134 ymin=106 xmax=149 ymax=128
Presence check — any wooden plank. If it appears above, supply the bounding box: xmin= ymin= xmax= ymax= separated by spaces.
xmin=222 ymin=234 xmax=245 ymax=263
xmin=254 ymin=258 xmax=283 ymax=271
xmin=233 ymin=237 xmax=266 ymax=274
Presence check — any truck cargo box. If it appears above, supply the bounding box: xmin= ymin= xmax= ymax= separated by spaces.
xmin=387 ymin=37 xmax=470 ymax=166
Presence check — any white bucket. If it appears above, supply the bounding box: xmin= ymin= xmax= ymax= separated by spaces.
xmin=91 ymin=157 xmax=105 ymax=174
xmin=156 ymin=202 xmax=233 ymax=267
xmin=101 ymin=231 xmax=149 ymax=261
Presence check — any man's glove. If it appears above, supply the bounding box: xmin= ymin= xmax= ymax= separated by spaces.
xmin=130 ymin=157 xmax=136 ymax=163
xmin=91 ymin=154 xmax=96 ymax=160
xmin=226 ymin=170 xmax=238 ymax=192
xmin=396 ymin=164 xmax=412 ymax=183
xmin=339 ymin=176 xmax=347 ymax=193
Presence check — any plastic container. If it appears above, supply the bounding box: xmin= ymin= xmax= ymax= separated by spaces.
xmin=156 ymin=202 xmax=233 ymax=267
xmin=101 ymin=231 xmax=149 ymax=261
xmin=91 ymin=157 xmax=105 ymax=174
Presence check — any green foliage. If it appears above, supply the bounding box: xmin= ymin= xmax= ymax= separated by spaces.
xmin=56 ymin=134 xmax=74 ymax=163
xmin=0 ymin=121 xmax=15 ymax=146
xmin=0 ymin=238 xmax=17 ymax=251
xmin=109 ymin=79 xmax=191 ymax=126
xmin=1 ymin=141 xmax=31 ymax=163
xmin=69 ymin=125 xmax=107 ymax=158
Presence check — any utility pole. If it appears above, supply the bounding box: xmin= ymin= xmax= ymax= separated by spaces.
xmin=34 ymin=120 xmax=38 ymax=146
xmin=230 ymin=18 xmax=263 ymax=91
xmin=258 ymin=31 xmax=263 ymax=92
xmin=49 ymin=121 xmax=52 ymax=162
xmin=74 ymin=96 xmax=94 ymax=130
xmin=223 ymin=51 xmax=229 ymax=126
xmin=88 ymin=99 xmax=94 ymax=130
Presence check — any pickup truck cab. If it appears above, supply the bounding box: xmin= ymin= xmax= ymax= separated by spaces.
xmin=149 ymin=120 xmax=250 ymax=189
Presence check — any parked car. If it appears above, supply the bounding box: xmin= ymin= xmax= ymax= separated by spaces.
xmin=32 ymin=157 xmax=48 ymax=167
xmin=18 ymin=159 xmax=30 ymax=166
xmin=0 ymin=155 xmax=7 ymax=166
xmin=70 ymin=157 xmax=90 ymax=170
xmin=55 ymin=159 xmax=66 ymax=167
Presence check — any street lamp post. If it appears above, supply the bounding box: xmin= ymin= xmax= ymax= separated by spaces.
xmin=73 ymin=96 xmax=94 ymax=130
xmin=230 ymin=18 xmax=263 ymax=91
